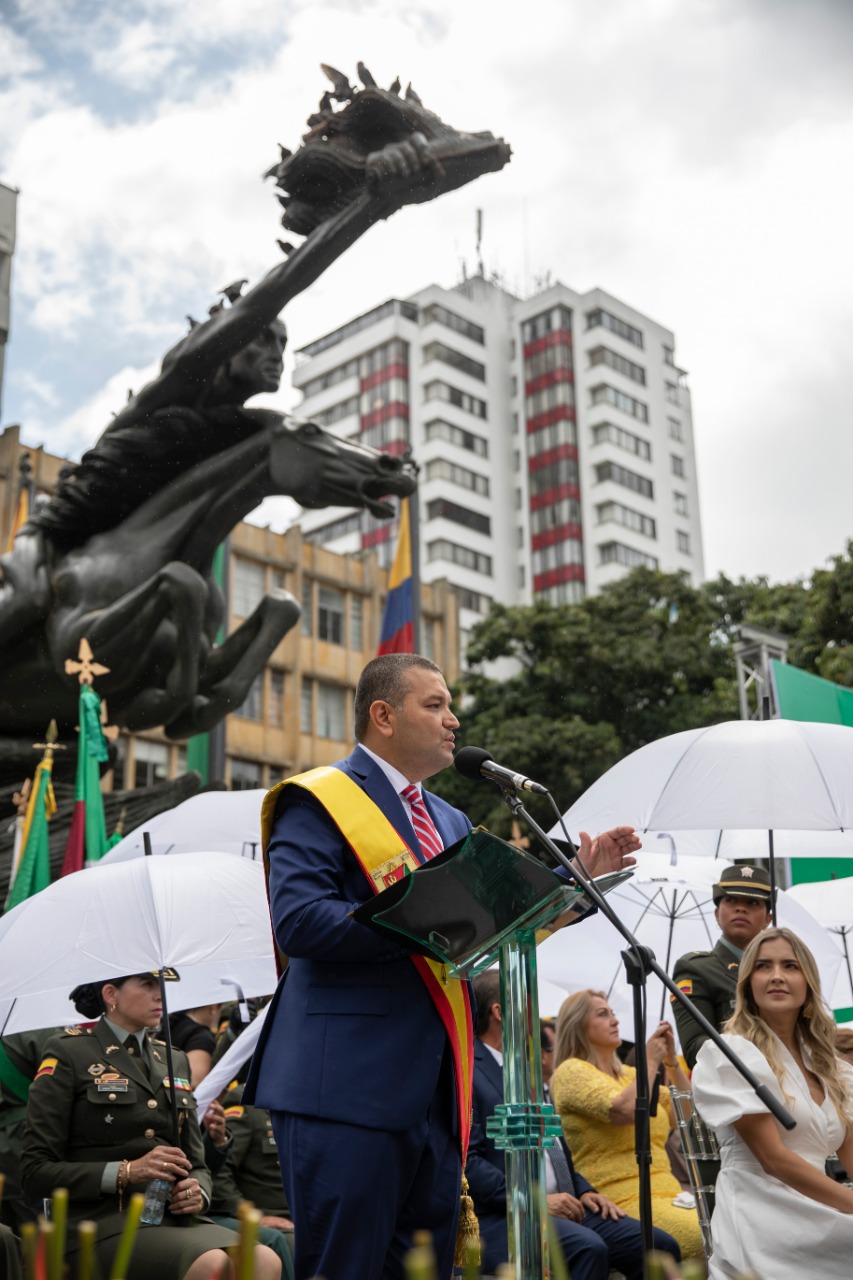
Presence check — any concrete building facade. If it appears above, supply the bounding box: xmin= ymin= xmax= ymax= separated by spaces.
xmin=293 ymin=276 xmax=704 ymax=650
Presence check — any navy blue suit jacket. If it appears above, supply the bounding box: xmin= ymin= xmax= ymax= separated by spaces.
xmin=465 ymin=1039 xmax=594 ymax=1216
xmin=245 ymin=746 xmax=471 ymax=1132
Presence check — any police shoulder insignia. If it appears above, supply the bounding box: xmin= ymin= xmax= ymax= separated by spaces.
xmin=63 ymin=1026 xmax=84 ymax=1036
xmin=224 ymin=1105 xmax=245 ymax=1120
xmin=676 ymin=978 xmax=693 ymax=996
xmin=35 ymin=1057 xmax=58 ymax=1080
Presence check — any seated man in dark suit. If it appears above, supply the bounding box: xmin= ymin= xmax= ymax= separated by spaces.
xmin=468 ymin=974 xmax=681 ymax=1280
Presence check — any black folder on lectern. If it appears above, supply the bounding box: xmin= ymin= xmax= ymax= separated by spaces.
xmin=352 ymin=827 xmax=631 ymax=978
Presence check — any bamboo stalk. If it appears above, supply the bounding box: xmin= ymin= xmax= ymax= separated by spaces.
xmin=20 ymin=1222 xmax=36 ymax=1280
xmin=237 ymin=1204 xmax=261 ymax=1280
xmin=48 ymin=1189 xmax=68 ymax=1280
xmin=76 ymin=1221 xmax=97 ymax=1280
xmin=108 ymin=1192 xmax=143 ymax=1280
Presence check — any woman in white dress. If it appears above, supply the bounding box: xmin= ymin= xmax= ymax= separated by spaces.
xmin=692 ymin=927 xmax=853 ymax=1279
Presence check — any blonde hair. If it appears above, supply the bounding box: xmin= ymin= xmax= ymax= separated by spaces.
xmin=727 ymin=927 xmax=852 ymax=1123
xmin=555 ymin=989 xmax=622 ymax=1077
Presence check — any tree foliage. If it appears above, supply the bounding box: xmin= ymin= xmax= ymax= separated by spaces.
xmin=430 ymin=545 xmax=853 ymax=835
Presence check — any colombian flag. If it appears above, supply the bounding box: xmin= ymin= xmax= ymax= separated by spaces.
xmin=60 ymin=684 xmax=109 ymax=876
xmin=377 ymin=498 xmax=414 ymax=655
xmin=4 ymin=755 xmax=56 ymax=910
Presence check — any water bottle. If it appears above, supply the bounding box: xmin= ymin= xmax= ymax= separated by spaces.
xmin=140 ymin=1177 xmax=170 ymax=1225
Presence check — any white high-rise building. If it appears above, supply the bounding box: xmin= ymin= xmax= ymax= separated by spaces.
xmin=293 ymin=275 xmax=704 ymax=647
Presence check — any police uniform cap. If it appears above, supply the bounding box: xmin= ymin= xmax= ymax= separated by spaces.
xmin=712 ymin=864 xmax=773 ymax=905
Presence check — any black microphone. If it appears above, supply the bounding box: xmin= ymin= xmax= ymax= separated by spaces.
xmin=454 ymin=746 xmax=549 ymax=795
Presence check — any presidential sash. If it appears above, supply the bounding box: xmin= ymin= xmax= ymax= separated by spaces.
xmin=261 ymin=766 xmax=474 ymax=1160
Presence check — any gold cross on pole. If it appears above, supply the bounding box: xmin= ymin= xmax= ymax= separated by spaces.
xmin=32 ymin=718 xmax=66 ymax=762
xmin=64 ymin=638 xmax=111 ymax=686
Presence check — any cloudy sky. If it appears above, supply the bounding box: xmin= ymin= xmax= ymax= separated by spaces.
xmin=1 ymin=0 xmax=851 ymax=584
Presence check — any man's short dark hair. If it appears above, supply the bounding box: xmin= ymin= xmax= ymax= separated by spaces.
xmin=473 ymin=971 xmax=502 ymax=1039
xmin=353 ymin=654 xmax=442 ymax=742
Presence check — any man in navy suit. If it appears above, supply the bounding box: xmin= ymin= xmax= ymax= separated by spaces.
xmin=468 ymin=973 xmax=681 ymax=1280
xmin=246 ymin=654 xmax=642 ymax=1280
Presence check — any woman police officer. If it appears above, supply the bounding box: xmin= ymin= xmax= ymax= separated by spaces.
xmin=21 ymin=973 xmax=280 ymax=1280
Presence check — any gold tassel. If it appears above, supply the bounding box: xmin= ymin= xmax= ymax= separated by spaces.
xmin=453 ymin=1173 xmax=480 ymax=1268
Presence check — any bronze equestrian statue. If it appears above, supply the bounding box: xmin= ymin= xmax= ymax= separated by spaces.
xmin=0 ymin=65 xmax=510 ymax=744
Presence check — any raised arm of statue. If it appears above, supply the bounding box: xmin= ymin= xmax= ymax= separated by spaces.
xmin=120 ymin=67 xmax=510 ymax=423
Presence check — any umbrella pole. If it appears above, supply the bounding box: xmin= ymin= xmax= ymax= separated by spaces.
xmin=158 ymin=972 xmax=181 ymax=1145
xmin=621 ymin=945 xmax=656 ymax=1265
xmin=768 ymin=830 xmax=778 ymax=926
xmin=840 ymin=928 xmax=853 ymax=1007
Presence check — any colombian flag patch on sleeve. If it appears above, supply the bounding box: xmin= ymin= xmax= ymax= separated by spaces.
xmin=224 ymin=1106 xmax=244 ymax=1120
xmin=35 ymin=1057 xmax=58 ymax=1080
xmin=674 ymin=979 xmax=693 ymax=997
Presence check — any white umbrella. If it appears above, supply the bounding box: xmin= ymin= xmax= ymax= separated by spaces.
xmin=536 ymin=870 xmax=842 ymax=1050
xmin=0 ymin=852 xmax=277 ymax=1034
xmin=786 ymin=876 xmax=853 ymax=1009
xmin=550 ymin=720 xmax=853 ymax=910
xmin=193 ymin=1004 xmax=269 ymax=1118
xmin=101 ymin=790 xmax=266 ymax=863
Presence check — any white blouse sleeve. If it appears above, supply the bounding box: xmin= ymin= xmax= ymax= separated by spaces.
xmin=692 ymin=1034 xmax=784 ymax=1129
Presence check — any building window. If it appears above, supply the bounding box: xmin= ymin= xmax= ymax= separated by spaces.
xmin=671 ymin=454 xmax=686 ymax=478
xmin=598 ymin=541 xmax=659 ymax=570
xmin=312 ymin=394 xmax=359 ymax=427
xmin=299 ymin=356 xmax=360 ymax=399
xmin=350 ymin=596 xmax=363 ymax=650
xmin=301 ymin=580 xmax=312 ymax=635
xmin=300 ymin=678 xmax=313 ymax=733
xmin=318 ymin=587 xmax=345 ymax=644
xmin=422 ymin=341 xmax=486 ymax=382
xmin=134 ymin=739 xmax=169 ymax=789
xmin=521 ymin=305 xmax=572 ymax=345
xmin=424 ymin=418 xmax=488 ymax=457
xmin=531 ymin=539 xmax=584 ymax=574
xmin=530 ymin=498 xmax=581 ymax=534
xmin=527 ymin=418 xmax=577 ymax=455
xmin=676 ymin=530 xmax=692 ymax=554
xmin=316 ymin=682 xmax=347 ymax=739
xmin=594 ymin=461 xmax=654 ymax=500
xmin=236 ymin=672 xmax=264 ymax=720
xmin=524 ymin=379 xmax=574 ymax=420
xmin=528 ymin=456 xmax=580 ymax=496
xmin=269 ymin=669 xmax=285 ymax=728
xmin=232 ymin=559 xmax=265 ymax=618
xmin=665 ymin=381 xmax=681 ymax=405
xmin=524 ymin=339 xmax=573 ymax=380
xmin=426 ymin=498 xmax=491 ymax=536
xmin=588 ymin=346 xmax=646 ymax=385
xmin=596 ymin=501 xmax=656 ymax=539
xmin=673 ymin=491 xmax=689 ymax=516
xmin=663 ymin=345 xmax=676 ymax=366
xmin=420 ymin=302 xmax=485 ymax=344
xmin=421 ymin=618 xmax=435 ymax=660
xmin=456 ymin=588 xmax=490 ymax=613
xmin=423 ymin=380 xmax=487 ymax=419
xmin=668 ymin=417 xmax=683 ymax=441
xmin=427 ymin=539 xmax=493 ymax=576
xmin=585 ymin=308 xmax=643 ymax=348
xmin=425 ymin=458 xmax=490 ymax=496
xmin=231 ymin=758 xmax=263 ymax=791
xmin=590 ymin=384 xmax=648 ymax=422
xmin=297 ymin=298 xmax=418 ymax=360
xmin=541 ymin=579 xmax=584 ymax=605
xmin=591 ymin=421 xmax=651 ymax=460
xmin=304 ymin=511 xmax=364 ymax=546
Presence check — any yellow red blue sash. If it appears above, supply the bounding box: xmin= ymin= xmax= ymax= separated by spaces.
xmin=261 ymin=766 xmax=474 ymax=1159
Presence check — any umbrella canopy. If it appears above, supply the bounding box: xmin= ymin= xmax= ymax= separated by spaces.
xmin=0 ymin=852 xmax=277 ymax=1034
xmin=786 ymin=876 xmax=853 ymax=1009
xmin=551 ymin=719 xmax=853 ymax=859
xmin=536 ymin=868 xmax=843 ymax=1049
xmin=101 ymin=790 xmax=266 ymax=862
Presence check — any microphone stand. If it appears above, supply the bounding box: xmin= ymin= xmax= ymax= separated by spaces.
xmin=491 ymin=782 xmax=796 ymax=1280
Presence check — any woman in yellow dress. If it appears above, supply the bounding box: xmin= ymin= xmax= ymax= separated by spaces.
xmin=550 ymin=989 xmax=704 ymax=1260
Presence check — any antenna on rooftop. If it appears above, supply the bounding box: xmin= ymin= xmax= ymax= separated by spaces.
xmin=476 ymin=208 xmax=484 ymax=278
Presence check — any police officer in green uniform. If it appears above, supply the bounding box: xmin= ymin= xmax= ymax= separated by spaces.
xmin=208 ymin=1085 xmax=295 ymax=1279
xmin=0 ymin=1026 xmax=62 ymax=1231
xmin=671 ymin=865 xmax=773 ymax=1069
xmin=21 ymin=974 xmax=281 ymax=1280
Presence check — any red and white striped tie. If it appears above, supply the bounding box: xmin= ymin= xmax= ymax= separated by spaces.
xmin=401 ymin=784 xmax=444 ymax=863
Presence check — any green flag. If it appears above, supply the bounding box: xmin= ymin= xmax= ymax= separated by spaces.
xmin=5 ymin=757 xmax=56 ymax=910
